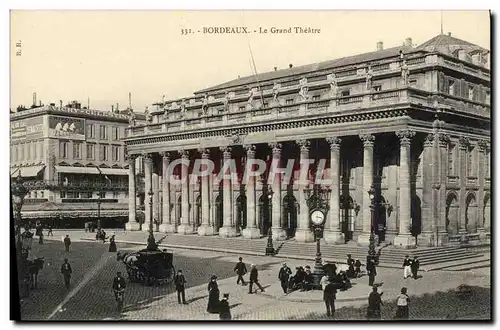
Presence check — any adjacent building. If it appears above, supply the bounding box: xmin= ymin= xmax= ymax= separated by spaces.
xmin=10 ymin=101 xmax=146 ymax=228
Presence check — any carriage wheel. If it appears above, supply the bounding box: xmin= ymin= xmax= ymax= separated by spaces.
xmin=165 ymin=265 xmax=175 ymax=284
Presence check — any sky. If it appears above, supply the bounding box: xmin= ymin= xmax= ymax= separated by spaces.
xmin=10 ymin=10 xmax=490 ymax=112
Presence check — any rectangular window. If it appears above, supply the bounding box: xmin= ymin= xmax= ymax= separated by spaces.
xmin=81 ymin=192 xmax=92 ymax=199
xmin=448 ymin=145 xmax=455 ymax=175
xmin=40 ymin=191 xmax=44 ymax=198
xmin=59 ymin=141 xmax=69 ymax=158
xmin=112 ymin=127 xmax=119 ymax=141
xmin=448 ymin=80 xmax=455 ymax=95
xmin=341 ymin=90 xmax=350 ymax=97
xmin=60 ymin=191 xmax=66 ymax=198
xmin=86 ymin=124 xmax=95 ymax=139
xmin=113 ymin=191 xmax=119 ymax=199
xmin=99 ymin=144 xmax=108 ymax=161
xmin=26 ymin=143 xmax=31 ymax=160
xmin=73 ymin=142 xmax=82 ymax=159
xmin=312 ymin=95 xmax=321 ymax=101
xmin=467 ymin=147 xmax=474 ymax=176
xmin=99 ymin=191 xmax=106 ymax=199
xmin=486 ymin=91 xmax=490 ymax=104
xmin=99 ymin=125 xmax=107 ymax=140
xmin=373 ymin=85 xmax=382 ymax=92
xmin=86 ymin=144 xmax=95 ymax=160
xmin=468 ymin=86 xmax=474 ymax=100
xmin=112 ymin=145 xmax=119 ymax=162
xmin=238 ymin=106 xmax=245 ymax=111
xmin=285 ymin=98 xmax=294 ymax=105
xmin=263 ymin=102 xmax=269 ymax=108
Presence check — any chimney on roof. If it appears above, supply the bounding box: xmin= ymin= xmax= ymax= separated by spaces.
xmin=405 ymin=37 xmax=413 ymax=48
xmin=289 ymin=64 xmax=293 ymax=68
xmin=32 ymin=92 xmax=37 ymax=107
xmin=274 ymin=66 xmax=277 ymax=71
xmin=448 ymin=32 xmax=452 ymax=36
xmin=59 ymin=100 xmax=63 ymax=108
xmin=112 ymin=105 xmax=114 ymax=112
xmin=376 ymin=41 xmax=384 ymax=51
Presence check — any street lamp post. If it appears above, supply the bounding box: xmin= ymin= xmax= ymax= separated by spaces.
xmin=146 ymin=188 xmax=157 ymax=251
xmin=97 ymin=185 xmax=102 ymax=231
xmin=265 ymin=188 xmax=275 ymax=256
xmin=367 ymin=185 xmax=377 ymax=263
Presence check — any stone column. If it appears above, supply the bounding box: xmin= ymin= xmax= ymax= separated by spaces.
xmin=437 ymin=132 xmax=450 ymax=245
xmin=393 ymin=130 xmax=416 ymax=247
xmin=458 ymin=136 xmax=469 ymax=234
xmin=242 ymin=145 xmax=260 ymax=238
xmin=357 ymin=134 xmax=375 ymax=246
xmin=125 ymin=154 xmax=140 ymax=231
xmin=294 ymin=139 xmax=314 ymax=242
xmin=269 ymin=142 xmax=287 ymax=241
xmin=477 ymin=140 xmax=488 ymax=240
xmin=324 ymin=136 xmax=344 ymax=244
xmin=159 ymin=152 xmax=175 ymax=233
xmin=177 ymin=149 xmax=193 ymax=234
xmin=152 ymin=165 xmax=160 ymax=231
xmin=219 ymin=146 xmax=237 ymax=237
xmin=198 ymin=149 xmax=215 ymax=236
xmin=143 ymin=153 xmax=153 ymax=232
xmin=419 ymin=133 xmax=435 ymax=246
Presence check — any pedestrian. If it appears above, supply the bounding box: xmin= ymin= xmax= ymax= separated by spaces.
xmin=63 ymin=235 xmax=71 ymax=252
xmin=47 ymin=224 xmax=53 ymax=237
xmin=85 ymin=222 xmax=89 ymax=233
xmin=323 ymin=275 xmax=337 ymax=317
xmin=101 ymin=230 xmax=107 ymax=243
xmin=207 ymin=275 xmax=220 ymax=313
xmin=395 ymin=287 xmax=409 ymax=319
xmin=354 ymin=259 xmax=362 ymax=278
xmin=108 ymin=234 xmax=117 ymax=252
xmin=367 ymin=286 xmax=383 ymax=319
xmin=402 ymin=255 xmax=412 ymax=279
xmin=218 ymin=293 xmax=231 ymax=320
xmin=278 ymin=262 xmax=292 ymax=294
xmin=248 ymin=264 xmax=265 ymax=294
xmin=320 ymin=273 xmax=329 ymax=291
xmin=61 ymin=258 xmax=72 ymax=289
xmin=411 ymin=256 xmax=420 ymax=279
xmin=174 ymin=270 xmax=187 ymax=304
xmin=366 ymin=258 xmax=377 ymax=286
xmin=39 ymin=231 xmax=44 ymax=244
xmin=346 ymin=254 xmax=355 ymax=278
xmin=233 ymin=257 xmax=247 ymax=286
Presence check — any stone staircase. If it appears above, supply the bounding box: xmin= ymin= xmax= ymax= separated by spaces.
xmin=91 ymin=232 xmax=489 ymax=271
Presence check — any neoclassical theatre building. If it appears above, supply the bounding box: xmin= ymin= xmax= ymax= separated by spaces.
xmin=124 ymin=34 xmax=490 ymax=247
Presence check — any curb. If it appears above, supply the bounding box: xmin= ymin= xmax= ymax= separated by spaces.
xmin=259 ymin=292 xmax=367 ymax=304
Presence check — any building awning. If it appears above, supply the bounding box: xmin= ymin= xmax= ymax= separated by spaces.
xmin=10 ymin=165 xmax=45 ymax=178
xmin=55 ymin=166 xmax=128 ymax=176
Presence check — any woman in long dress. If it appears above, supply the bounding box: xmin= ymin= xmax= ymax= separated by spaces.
xmin=108 ymin=235 xmax=117 ymax=252
xmin=207 ymin=275 xmax=220 ymax=313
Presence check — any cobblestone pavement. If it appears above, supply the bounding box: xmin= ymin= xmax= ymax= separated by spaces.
xmin=20 ymin=236 xmax=491 ymax=321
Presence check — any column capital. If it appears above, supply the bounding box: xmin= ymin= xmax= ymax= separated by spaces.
xmin=438 ymin=134 xmax=451 ymax=148
xmin=359 ymin=134 xmax=375 ymax=147
xmin=220 ymin=146 xmax=232 ymax=158
xmin=143 ymin=153 xmax=153 ymax=164
xmin=424 ymin=133 xmax=435 ymax=148
xmin=396 ymin=130 xmax=416 ymax=146
xmin=458 ymin=136 xmax=470 ymax=150
xmin=244 ymin=144 xmax=256 ymax=157
xmin=326 ymin=136 xmax=342 ymax=150
xmin=198 ymin=148 xmax=210 ymax=158
xmin=296 ymin=139 xmax=310 ymax=152
xmin=269 ymin=142 xmax=282 ymax=156
xmin=477 ymin=139 xmax=489 ymax=152
xmin=160 ymin=151 xmax=171 ymax=160
xmin=126 ymin=154 xmax=137 ymax=164
xmin=178 ymin=149 xmax=189 ymax=159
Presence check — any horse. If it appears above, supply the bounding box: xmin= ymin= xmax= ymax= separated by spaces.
xmin=27 ymin=257 xmax=44 ymax=289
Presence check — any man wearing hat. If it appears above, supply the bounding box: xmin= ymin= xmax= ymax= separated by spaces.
xmin=278 ymin=262 xmax=292 ymax=294
xmin=218 ymin=293 xmax=231 ymax=320
xmin=174 ymin=270 xmax=187 ymax=304
xmin=402 ymin=255 xmax=412 ymax=279
xmin=60 ymin=258 xmax=72 ymax=289
xmin=248 ymin=264 xmax=265 ymax=294
xmin=233 ymin=257 xmax=247 ymax=286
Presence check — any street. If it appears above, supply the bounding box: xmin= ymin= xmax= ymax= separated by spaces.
xmin=17 ymin=237 xmax=491 ymax=321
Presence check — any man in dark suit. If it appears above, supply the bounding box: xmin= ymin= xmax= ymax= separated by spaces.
xmin=63 ymin=235 xmax=71 ymax=252
xmin=218 ymin=293 xmax=231 ymax=320
xmin=323 ymin=276 xmax=337 ymax=317
xmin=411 ymin=256 xmax=420 ymax=279
xmin=278 ymin=263 xmax=292 ymax=294
xmin=248 ymin=264 xmax=265 ymax=294
xmin=233 ymin=257 xmax=247 ymax=286
xmin=174 ymin=270 xmax=187 ymax=304
xmin=60 ymin=258 xmax=72 ymax=289
xmin=366 ymin=258 xmax=377 ymax=286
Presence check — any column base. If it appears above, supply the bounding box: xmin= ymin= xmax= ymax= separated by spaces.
xmin=294 ymin=229 xmax=314 ymax=243
xmin=159 ymin=223 xmax=176 ymax=233
xmin=323 ymin=230 xmax=345 ymax=244
xmin=477 ymin=228 xmax=487 ymax=241
xmin=219 ymin=226 xmax=237 ymax=238
xmin=242 ymin=227 xmax=261 ymax=239
xmin=176 ymin=224 xmax=194 ymax=235
xmin=125 ymin=222 xmax=141 ymax=231
xmin=357 ymin=233 xmax=377 ymax=247
xmin=272 ymin=228 xmax=287 ymax=241
xmin=141 ymin=223 xmax=151 ymax=232
xmin=197 ymin=225 xmax=216 ymax=236
xmin=393 ymin=234 xmax=416 ymax=248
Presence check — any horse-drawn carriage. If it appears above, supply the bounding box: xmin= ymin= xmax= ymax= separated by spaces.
xmin=116 ymin=248 xmax=175 ymax=286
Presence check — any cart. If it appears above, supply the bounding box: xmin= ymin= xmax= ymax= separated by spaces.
xmin=117 ymin=249 xmax=175 ymax=286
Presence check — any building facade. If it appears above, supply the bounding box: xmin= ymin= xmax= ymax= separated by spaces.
xmin=10 ymin=101 xmax=146 ymax=228
xmin=123 ymin=34 xmax=491 ymax=247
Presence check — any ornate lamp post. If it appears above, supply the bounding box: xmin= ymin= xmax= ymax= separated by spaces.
xmin=97 ymin=184 xmax=102 ymax=230
xmin=12 ymin=173 xmax=29 ymax=251
xmin=146 ymin=188 xmax=157 ymax=250
xmin=265 ymin=187 xmax=275 ymax=256
xmin=367 ymin=185 xmax=377 ymax=263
